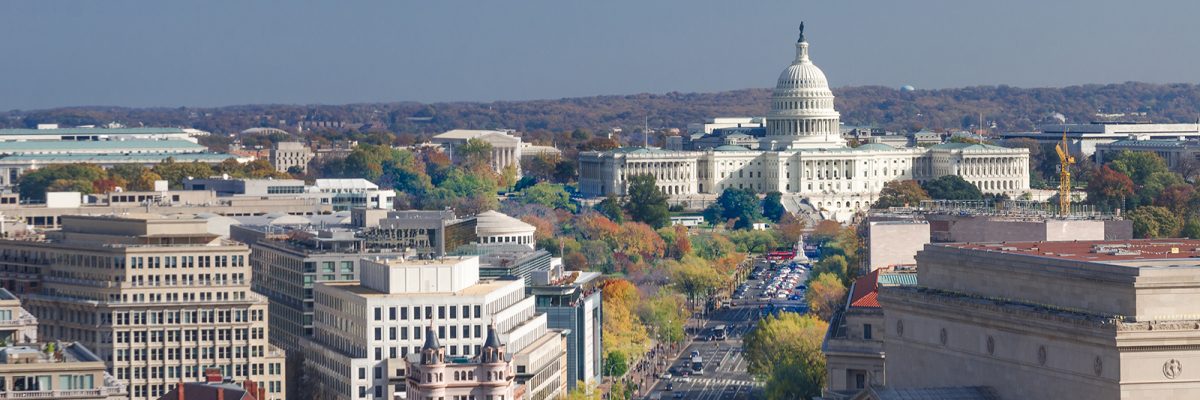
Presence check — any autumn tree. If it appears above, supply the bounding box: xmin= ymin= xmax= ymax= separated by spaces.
xmin=669 ymin=225 xmax=692 ymax=259
xmin=805 ymin=272 xmax=847 ymax=321
xmin=601 ymin=279 xmax=648 ymax=367
xmin=1085 ymin=165 xmax=1135 ymax=212
xmin=1155 ymin=185 xmax=1196 ymax=215
xmin=669 ymin=257 xmax=723 ymax=312
xmin=775 ymin=212 xmax=808 ymax=243
xmin=639 ymin=290 xmax=689 ymax=343
xmin=624 ymin=175 xmax=670 ymax=229
xmin=873 ymin=180 xmax=931 ymax=208
xmin=743 ymin=313 xmax=828 ymax=400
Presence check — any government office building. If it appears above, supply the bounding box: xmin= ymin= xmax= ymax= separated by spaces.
xmin=578 ymin=29 xmax=1029 ymax=220
xmin=0 ymin=214 xmax=286 ymax=400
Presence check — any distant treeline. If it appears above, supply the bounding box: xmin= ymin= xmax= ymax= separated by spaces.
xmin=6 ymin=82 xmax=1200 ymax=139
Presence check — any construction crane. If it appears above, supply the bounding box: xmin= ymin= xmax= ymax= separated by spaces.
xmin=1055 ymin=131 xmax=1075 ymax=215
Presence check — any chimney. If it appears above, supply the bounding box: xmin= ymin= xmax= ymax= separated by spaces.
xmin=177 ymin=382 xmax=185 ymax=400
xmin=205 ymin=368 xmax=223 ymax=383
xmin=257 ymin=387 xmax=266 ymax=400
xmin=217 ymin=388 xmax=224 ymax=400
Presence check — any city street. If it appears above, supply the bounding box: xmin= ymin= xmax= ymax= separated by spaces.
xmin=646 ymin=259 xmax=809 ymax=399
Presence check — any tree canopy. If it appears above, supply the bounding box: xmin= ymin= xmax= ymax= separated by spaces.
xmin=704 ymin=188 xmax=762 ymax=230
xmin=873 ymin=180 xmax=930 ymax=208
xmin=762 ymin=191 xmax=786 ymax=222
xmin=623 ymin=175 xmax=670 ymax=229
xmin=743 ymin=313 xmax=828 ymax=400
xmin=921 ymin=175 xmax=983 ymax=200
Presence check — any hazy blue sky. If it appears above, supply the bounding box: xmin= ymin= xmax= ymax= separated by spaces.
xmin=2 ymin=0 xmax=1198 ymax=110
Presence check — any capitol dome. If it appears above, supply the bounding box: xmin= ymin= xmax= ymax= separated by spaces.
xmin=763 ymin=24 xmax=845 ymax=151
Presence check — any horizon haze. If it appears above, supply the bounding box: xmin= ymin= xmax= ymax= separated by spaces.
xmin=3 ymin=0 xmax=1199 ymax=111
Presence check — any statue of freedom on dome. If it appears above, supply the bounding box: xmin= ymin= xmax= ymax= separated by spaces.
xmin=798 ymin=22 xmax=805 ymax=42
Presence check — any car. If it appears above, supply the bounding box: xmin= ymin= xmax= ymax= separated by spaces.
xmin=673 ymin=392 xmax=686 ymax=398
xmin=776 ymin=292 xmax=788 ymax=299
xmin=660 ymin=372 xmax=672 ymax=379
xmin=788 ymin=294 xmax=802 ymax=301
xmin=733 ymin=293 xmax=745 ymax=300
xmin=666 ymin=382 xmax=674 ymax=391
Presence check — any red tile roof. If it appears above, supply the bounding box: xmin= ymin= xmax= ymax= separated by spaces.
xmin=943 ymin=239 xmax=1200 ymax=263
xmin=849 ymin=269 xmax=881 ymax=308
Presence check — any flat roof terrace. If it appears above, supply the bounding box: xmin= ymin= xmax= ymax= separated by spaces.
xmin=943 ymin=239 xmax=1200 ymax=265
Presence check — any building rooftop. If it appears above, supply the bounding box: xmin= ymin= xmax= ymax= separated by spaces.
xmin=0 ymin=152 xmax=235 ymax=163
xmin=0 ymin=139 xmax=205 ymax=153
xmin=325 ymin=276 xmax=517 ymax=297
xmin=0 ymin=127 xmax=192 ymax=136
xmin=474 ymin=210 xmax=535 ymax=236
xmin=943 ymin=239 xmax=1200 ymax=265
xmin=0 ymin=342 xmax=102 ymax=364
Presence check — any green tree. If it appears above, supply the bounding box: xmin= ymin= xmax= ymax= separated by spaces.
xmin=594 ymin=195 xmax=625 ymax=223
xmin=1109 ymin=150 xmax=1170 ymax=185
xmin=623 ymin=175 xmax=670 ymax=229
xmin=1129 ymin=206 xmax=1184 ymax=238
xmin=743 ymin=313 xmax=828 ymax=400
xmin=810 ymin=255 xmax=849 ymax=282
xmin=873 ymin=180 xmax=931 ymax=208
xmin=605 ymin=351 xmax=628 ymax=377
xmin=519 ymin=183 xmax=575 ymax=211
xmin=762 ymin=191 xmax=786 ymax=222
xmin=17 ymin=163 xmax=108 ymax=201
xmin=921 ymin=175 xmax=983 ymax=200
xmin=705 ymin=188 xmax=762 ymax=229
xmin=1183 ymin=218 xmax=1200 ymax=239
xmin=565 ymin=381 xmax=602 ymax=400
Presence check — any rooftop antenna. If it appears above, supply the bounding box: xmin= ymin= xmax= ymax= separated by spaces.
xmin=644 ymin=116 xmax=650 ymax=148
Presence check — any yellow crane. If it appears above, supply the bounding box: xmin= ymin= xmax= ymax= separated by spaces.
xmin=1055 ymin=131 xmax=1075 ymax=215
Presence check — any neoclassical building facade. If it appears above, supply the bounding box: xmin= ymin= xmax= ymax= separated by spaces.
xmin=578 ymin=29 xmax=1029 ymax=218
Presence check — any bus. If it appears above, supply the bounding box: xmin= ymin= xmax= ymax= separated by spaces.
xmin=711 ymin=325 xmax=727 ymax=341
xmin=691 ymin=355 xmax=704 ymax=375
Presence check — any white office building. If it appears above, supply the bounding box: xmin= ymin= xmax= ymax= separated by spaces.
xmin=303 ymin=256 xmax=566 ymax=400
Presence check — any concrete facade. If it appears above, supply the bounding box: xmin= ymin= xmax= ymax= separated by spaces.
xmin=879 ymin=240 xmax=1200 ymax=399
xmin=0 ymin=342 xmax=126 ymax=399
xmin=303 ymin=256 xmax=566 ymax=400
xmin=1 ymin=215 xmax=287 ymax=400
xmin=866 ymin=221 xmax=929 ymax=271
xmin=269 ymin=142 xmax=314 ymax=173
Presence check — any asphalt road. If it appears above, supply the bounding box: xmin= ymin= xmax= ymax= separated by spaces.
xmin=646 ymin=260 xmax=809 ymax=400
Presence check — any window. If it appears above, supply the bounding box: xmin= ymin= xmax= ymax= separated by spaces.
xmin=863 ymin=324 xmax=873 ymax=340
xmin=855 ymin=372 xmax=866 ymax=389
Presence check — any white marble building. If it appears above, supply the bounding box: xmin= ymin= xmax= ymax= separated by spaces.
xmin=579 ymin=28 xmax=1029 ymax=219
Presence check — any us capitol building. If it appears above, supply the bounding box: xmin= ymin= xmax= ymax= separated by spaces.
xmin=578 ymin=27 xmax=1030 ymax=220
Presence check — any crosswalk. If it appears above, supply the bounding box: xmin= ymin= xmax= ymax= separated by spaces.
xmin=672 ymin=377 xmax=764 ymax=387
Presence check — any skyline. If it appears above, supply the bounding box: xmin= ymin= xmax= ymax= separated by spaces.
xmin=2 ymin=0 xmax=1200 ymax=110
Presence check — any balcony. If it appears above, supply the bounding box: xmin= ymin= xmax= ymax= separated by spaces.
xmin=0 ymin=386 xmax=125 ymax=399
